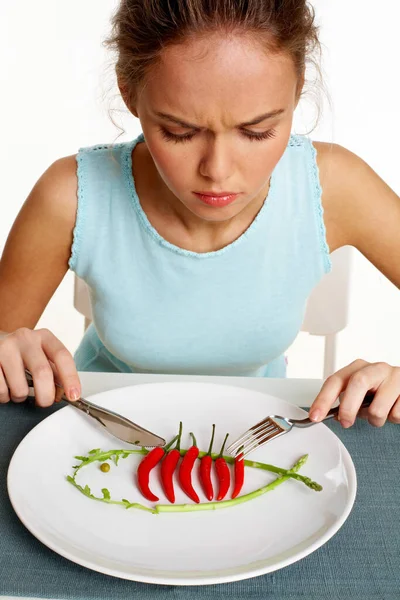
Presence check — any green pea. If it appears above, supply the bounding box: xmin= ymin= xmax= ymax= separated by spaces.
xmin=100 ymin=462 xmax=110 ymax=473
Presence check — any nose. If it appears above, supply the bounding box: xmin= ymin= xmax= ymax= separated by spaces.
xmin=198 ymin=135 xmax=234 ymax=183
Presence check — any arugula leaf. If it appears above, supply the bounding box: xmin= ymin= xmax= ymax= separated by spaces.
xmin=102 ymin=488 xmax=111 ymax=500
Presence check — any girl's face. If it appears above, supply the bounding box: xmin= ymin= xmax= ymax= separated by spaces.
xmin=132 ymin=33 xmax=301 ymax=223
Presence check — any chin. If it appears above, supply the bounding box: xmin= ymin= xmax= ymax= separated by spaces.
xmin=187 ymin=202 xmax=243 ymax=222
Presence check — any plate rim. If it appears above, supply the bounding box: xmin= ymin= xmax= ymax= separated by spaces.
xmin=7 ymin=381 xmax=357 ymax=586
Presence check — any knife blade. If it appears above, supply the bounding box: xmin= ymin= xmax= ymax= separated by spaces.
xmin=23 ymin=369 xmax=166 ymax=448
xmin=66 ymin=397 xmax=166 ymax=447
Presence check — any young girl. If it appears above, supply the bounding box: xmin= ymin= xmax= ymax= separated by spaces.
xmin=0 ymin=0 xmax=399 ymax=430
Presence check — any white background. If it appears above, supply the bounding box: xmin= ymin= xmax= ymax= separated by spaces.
xmin=1 ymin=0 xmax=399 ymax=378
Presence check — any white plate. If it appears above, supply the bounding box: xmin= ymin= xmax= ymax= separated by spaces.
xmin=7 ymin=382 xmax=356 ymax=586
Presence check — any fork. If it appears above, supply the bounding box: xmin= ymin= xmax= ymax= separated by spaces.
xmin=226 ymin=392 xmax=375 ymax=459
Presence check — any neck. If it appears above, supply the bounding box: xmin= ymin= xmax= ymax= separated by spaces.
xmin=133 ymin=140 xmax=270 ymax=253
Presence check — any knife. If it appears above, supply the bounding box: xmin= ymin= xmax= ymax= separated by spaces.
xmin=22 ymin=368 xmax=166 ymax=448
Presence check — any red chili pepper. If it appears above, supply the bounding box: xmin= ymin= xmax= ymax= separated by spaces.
xmin=231 ymin=452 xmax=245 ymax=499
xmin=200 ymin=424 xmax=215 ymax=501
xmin=179 ymin=432 xmax=200 ymax=503
xmin=215 ymin=433 xmax=231 ymax=501
xmin=137 ymin=434 xmax=179 ymax=502
xmin=161 ymin=421 xmax=183 ymax=503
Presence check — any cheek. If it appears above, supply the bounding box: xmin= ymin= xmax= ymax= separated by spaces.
xmin=243 ymin=140 xmax=287 ymax=183
xmin=146 ymin=129 xmax=291 ymax=192
xmin=148 ymin=142 xmax=192 ymax=188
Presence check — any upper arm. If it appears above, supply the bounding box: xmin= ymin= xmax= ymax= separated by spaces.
xmin=0 ymin=155 xmax=78 ymax=332
xmin=315 ymin=141 xmax=400 ymax=288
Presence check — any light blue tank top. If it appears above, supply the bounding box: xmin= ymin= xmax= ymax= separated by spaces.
xmin=68 ymin=132 xmax=331 ymax=377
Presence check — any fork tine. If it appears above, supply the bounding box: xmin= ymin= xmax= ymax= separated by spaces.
xmin=226 ymin=418 xmax=278 ymax=454
xmin=236 ymin=423 xmax=280 ymax=455
xmin=227 ymin=417 xmax=288 ymax=458
xmin=239 ymin=426 xmax=284 ymax=459
xmin=226 ymin=418 xmax=275 ymax=452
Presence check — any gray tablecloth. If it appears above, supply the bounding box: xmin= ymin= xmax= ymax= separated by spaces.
xmin=1 ymin=401 xmax=399 ymax=599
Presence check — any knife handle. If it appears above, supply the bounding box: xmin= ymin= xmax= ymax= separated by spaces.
xmin=23 ymin=368 xmax=90 ymax=411
xmin=22 ymin=368 xmax=165 ymax=447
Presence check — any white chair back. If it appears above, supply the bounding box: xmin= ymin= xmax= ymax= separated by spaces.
xmin=73 ymin=276 xmax=92 ymax=331
xmin=301 ymin=246 xmax=353 ymax=377
xmin=302 ymin=246 xmax=352 ymax=335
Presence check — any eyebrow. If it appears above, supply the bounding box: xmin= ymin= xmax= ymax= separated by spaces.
xmin=154 ymin=109 xmax=285 ymax=129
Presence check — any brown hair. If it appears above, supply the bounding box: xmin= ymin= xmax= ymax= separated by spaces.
xmin=105 ymin=0 xmax=322 ymax=127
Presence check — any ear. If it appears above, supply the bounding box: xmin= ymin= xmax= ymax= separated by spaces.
xmin=117 ymin=77 xmax=138 ymax=117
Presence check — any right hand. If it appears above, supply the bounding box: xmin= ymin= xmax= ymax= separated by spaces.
xmin=0 ymin=328 xmax=81 ymax=407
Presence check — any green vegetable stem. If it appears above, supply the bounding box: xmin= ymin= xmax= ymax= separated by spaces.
xmin=67 ymin=446 xmax=322 ymax=514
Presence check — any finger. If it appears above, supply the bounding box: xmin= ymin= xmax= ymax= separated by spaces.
xmin=0 ymin=365 xmax=11 ymax=403
xmin=309 ymin=359 xmax=370 ymax=422
xmin=339 ymin=362 xmax=392 ymax=428
xmin=39 ymin=329 xmax=81 ymax=401
xmin=40 ymin=359 xmax=63 ymax=404
xmin=388 ymin=397 xmax=400 ymax=424
xmin=1 ymin=352 xmax=30 ymax=403
xmin=364 ymin=369 xmax=400 ymax=427
xmin=50 ymin=362 xmax=66 ymax=403
xmin=54 ymin=382 xmax=65 ymax=403
xmin=23 ymin=349 xmax=56 ymax=408
xmin=0 ymin=333 xmax=29 ymax=402
xmin=1 ymin=331 xmax=52 ymax=404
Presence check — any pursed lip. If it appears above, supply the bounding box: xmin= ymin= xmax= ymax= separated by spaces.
xmin=194 ymin=191 xmax=239 ymax=197
xmin=193 ymin=191 xmax=241 ymax=207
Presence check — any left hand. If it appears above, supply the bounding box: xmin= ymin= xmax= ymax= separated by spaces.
xmin=309 ymin=359 xmax=400 ymax=428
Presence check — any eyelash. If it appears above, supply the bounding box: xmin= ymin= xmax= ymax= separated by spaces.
xmin=159 ymin=127 xmax=277 ymax=144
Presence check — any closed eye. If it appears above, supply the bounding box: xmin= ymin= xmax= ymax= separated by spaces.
xmin=159 ymin=127 xmax=277 ymax=144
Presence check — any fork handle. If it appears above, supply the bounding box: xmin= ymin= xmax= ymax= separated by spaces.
xmin=292 ymin=391 xmax=376 ymax=427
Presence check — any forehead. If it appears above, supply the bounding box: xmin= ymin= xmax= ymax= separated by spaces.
xmin=141 ymin=33 xmax=298 ymax=125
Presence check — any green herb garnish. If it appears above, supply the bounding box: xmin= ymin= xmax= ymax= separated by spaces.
xmin=67 ymin=446 xmax=322 ymax=514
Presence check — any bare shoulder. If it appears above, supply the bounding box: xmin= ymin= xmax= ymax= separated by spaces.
xmin=312 ymin=140 xmax=369 ymax=201
xmin=312 ymin=140 xmax=400 ymax=288
xmin=313 ymin=141 xmax=386 ymax=249
xmin=33 ymin=154 xmax=78 ymax=224
xmin=313 ymin=140 xmax=367 ymax=186
xmin=7 ymin=153 xmax=79 ymax=255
